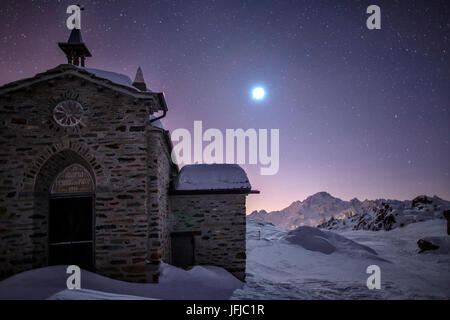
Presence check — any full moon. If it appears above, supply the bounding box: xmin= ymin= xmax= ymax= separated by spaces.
xmin=252 ymin=87 xmax=265 ymax=100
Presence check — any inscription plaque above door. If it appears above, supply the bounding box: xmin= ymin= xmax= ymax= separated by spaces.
xmin=51 ymin=164 xmax=93 ymax=194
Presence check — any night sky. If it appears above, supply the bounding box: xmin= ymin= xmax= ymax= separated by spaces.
xmin=0 ymin=0 xmax=449 ymax=213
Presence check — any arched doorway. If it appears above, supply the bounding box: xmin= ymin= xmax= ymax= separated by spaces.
xmin=48 ymin=164 xmax=94 ymax=271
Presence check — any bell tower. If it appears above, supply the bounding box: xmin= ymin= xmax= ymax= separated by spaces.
xmin=58 ymin=6 xmax=92 ymax=67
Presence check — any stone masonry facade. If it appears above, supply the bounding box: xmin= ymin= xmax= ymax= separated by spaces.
xmin=0 ymin=65 xmax=167 ymax=282
xmin=169 ymin=194 xmax=247 ymax=281
xmin=0 ymin=64 xmax=251 ymax=283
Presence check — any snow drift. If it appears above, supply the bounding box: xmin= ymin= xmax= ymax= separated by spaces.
xmin=285 ymin=226 xmax=379 ymax=258
xmin=47 ymin=288 xmax=155 ymax=300
xmin=233 ymin=218 xmax=450 ymax=299
xmin=0 ymin=263 xmax=243 ymax=300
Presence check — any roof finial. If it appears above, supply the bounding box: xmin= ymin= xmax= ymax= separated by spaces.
xmin=132 ymin=67 xmax=147 ymax=91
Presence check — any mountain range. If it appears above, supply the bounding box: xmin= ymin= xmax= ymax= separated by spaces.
xmin=248 ymin=192 xmax=450 ymax=231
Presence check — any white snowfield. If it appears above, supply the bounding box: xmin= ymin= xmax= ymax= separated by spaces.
xmin=232 ymin=219 xmax=450 ymax=299
xmin=0 ymin=218 xmax=448 ymax=300
xmin=48 ymin=289 xmax=156 ymax=300
xmin=0 ymin=263 xmax=242 ymax=300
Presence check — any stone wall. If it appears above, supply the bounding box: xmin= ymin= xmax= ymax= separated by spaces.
xmin=169 ymin=194 xmax=247 ymax=281
xmin=146 ymin=127 xmax=175 ymax=281
xmin=0 ymin=74 xmax=163 ymax=282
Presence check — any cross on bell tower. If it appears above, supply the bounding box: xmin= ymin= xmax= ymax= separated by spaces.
xmin=58 ymin=5 xmax=92 ymax=67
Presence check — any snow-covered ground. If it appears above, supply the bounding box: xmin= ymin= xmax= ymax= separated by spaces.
xmin=231 ymin=219 xmax=449 ymax=299
xmin=0 ymin=218 xmax=448 ymax=300
xmin=0 ymin=263 xmax=242 ymax=300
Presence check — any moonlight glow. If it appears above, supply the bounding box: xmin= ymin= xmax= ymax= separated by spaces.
xmin=252 ymin=87 xmax=265 ymax=100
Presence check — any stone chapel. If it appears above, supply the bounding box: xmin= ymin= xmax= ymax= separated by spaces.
xmin=0 ymin=27 xmax=257 ymax=282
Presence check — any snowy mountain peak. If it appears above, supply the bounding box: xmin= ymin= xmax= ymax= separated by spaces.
xmin=319 ymin=195 xmax=450 ymax=231
xmin=249 ymin=210 xmax=267 ymax=216
xmin=248 ymin=192 xmax=351 ymax=229
xmin=305 ymin=191 xmax=336 ymax=202
xmin=248 ymin=192 xmax=450 ymax=231
xmin=350 ymin=197 xmax=361 ymax=204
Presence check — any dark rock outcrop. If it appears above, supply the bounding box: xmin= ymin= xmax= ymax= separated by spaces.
xmin=417 ymin=239 xmax=440 ymax=253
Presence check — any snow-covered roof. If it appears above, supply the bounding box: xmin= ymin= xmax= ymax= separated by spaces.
xmin=174 ymin=164 xmax=251 ymax=192
xmin=0 ymin=65 xmax=167 ymax=111
xmin=80 ymin=67 xmax=136 ymax=89
xmin=77 ymin=67 xmax=152 ymax=92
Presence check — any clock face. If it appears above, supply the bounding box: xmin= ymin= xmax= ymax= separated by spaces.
xmin=53 ymin=100 xmax=84 ymax=127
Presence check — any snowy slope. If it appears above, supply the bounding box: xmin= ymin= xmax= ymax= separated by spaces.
xmin=231 ymin=218 xmax=449 ymax=299
xmin=0 ymin=263 xmax=242 ymax=300
xmin=47 ymin=289 xmax=155 ymax=300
